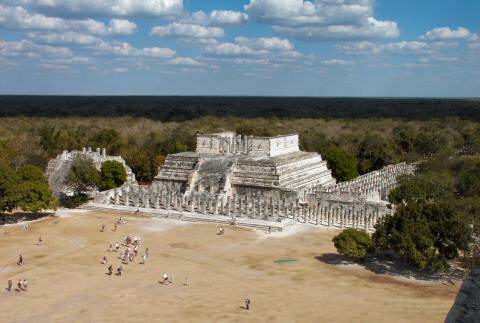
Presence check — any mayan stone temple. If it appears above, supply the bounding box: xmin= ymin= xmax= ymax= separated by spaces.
xmin=57 ymin=132 xmax=415 ymax=231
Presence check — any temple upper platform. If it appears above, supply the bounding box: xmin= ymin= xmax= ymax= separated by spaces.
xmin=155 ymin=132 xmax=335 ymax=199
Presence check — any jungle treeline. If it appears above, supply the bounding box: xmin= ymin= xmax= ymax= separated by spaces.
xmin=0 ymin=96 xmax=479 ymax=121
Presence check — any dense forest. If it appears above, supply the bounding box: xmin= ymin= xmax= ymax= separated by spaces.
xmin=1 ymin=96 xmax=480 ymax=121
xmin=1 ymin=96 xmax=479 ymax=271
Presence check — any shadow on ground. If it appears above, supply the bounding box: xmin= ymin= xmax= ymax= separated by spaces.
xmin=0 ymin=212 xmax=54 ymax=225
xmin=316 ymin=253 xmax=467 ymax=283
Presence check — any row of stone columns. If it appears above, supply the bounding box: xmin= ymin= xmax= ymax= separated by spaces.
xmin=103 ymin=184 xmax=385 ymax=231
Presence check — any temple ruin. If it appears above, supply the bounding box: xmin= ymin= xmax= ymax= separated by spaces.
xmin=48 ymin=132 xmax=415 ymax=231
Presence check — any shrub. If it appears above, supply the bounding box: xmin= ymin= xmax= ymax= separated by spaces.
xmin=332 ymin=228 xmax=373 ymax=260
xmin=99 ymin=160 xmax=127 ymax=191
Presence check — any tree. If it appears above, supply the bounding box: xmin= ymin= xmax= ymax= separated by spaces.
xmin=66 ymin=156 xmax=100 ymax=194
xmin=373 ymin=202 xmax=471 ymax=272
xmin=389 ymin=173 xmax=453 ymax=205
xmin=90 ymin=128 xmax=123 ymax=155
xmin=325 ymin=148 xmax=359 ymax=182
xmin=332 ymin=228 xmax=373 ymax=260
xmin=99 ymin=161 xmax=127 ymax=190
xmin=358 ymin=133 xmax=395 ymax=174
xmin=0 ymin=162 xmax=18 ymax=213
xmin=15 ymin=165 xmax=57 ymax=213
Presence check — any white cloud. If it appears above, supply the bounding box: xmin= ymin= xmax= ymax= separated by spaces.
xmin=0 ymin=38 xmax=73 ymax=59
xmin=169 ymin=57 xmax=204 ymax=66
xmin=7 ymin=0 xmax=183 ymax=17
xmin=321 ymin=59 xmax=354 ymax=66
xmin=273 ymin=17 xmax=399 ymax=39
xmin=112 ymin=67 xmax=128 ymax=73
xmin=420 ymin=27 xmax=478 ymax=41
xmin=107 ymin=19 xmax=137 ymax=35
xmin=0 ymin=5 xmax=137 ymax=36
xmin=234 ymin=36 xmax=293 ymax=51
xmin=403 ymin=62 xmax=430 ymax=68
xmin=245 ymin=0 xmax=399 ymax=39
xmin=338 ymin=41 xmax=430 ymax=54
xmin=29 ymin=31 xmax=101 ymax=45
xmin=94 ymin=41 xmax=176 ymax=58
xmin=190 ymin=10 xmax=248 ymax=25
xmin=151 ymin=23 xmax=224 ymax=39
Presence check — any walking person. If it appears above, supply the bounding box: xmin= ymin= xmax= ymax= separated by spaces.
xmin=113 ymin=222 xmax=117 ymax=232
xmin=101 ymin=224 xmax=105 ymax=232
xmin=7 ymin=280 xmax=12 ymax=291
xmin=245 ymin=298 xmax=251 ymax=310
xmin=17 ymin=254 xmax=23 ymax=266
xmin=37 ymin=237 xmax=43 ymax=245
xmin=108 ymin=265 xmax=113 ymax=276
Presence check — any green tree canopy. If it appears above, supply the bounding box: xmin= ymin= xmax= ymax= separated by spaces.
xmin=0 ymin=162 xmax=19 ymax=213
xmin=332 ymin=228 xmax=373 ymax=260
xmin=373 ymin=202 xmax=471 ymax=272
xmin=66 ymin=156 xmax=100 ymax=194
xmin=99 ymin=160 xmax=127 ymax=191
xmin=15 ymin=165 xmax=57 ymax=212
xmin=0 ymin=163 xmax=56 ymax=213
xmin=358 ymin=133 xmax=395 ymax=174
xmin=325 ymin=147 xmax=359 ymax=182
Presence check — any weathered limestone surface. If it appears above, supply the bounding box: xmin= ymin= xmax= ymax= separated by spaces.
xmin=46 ymin=147 xmax=136 ymax=197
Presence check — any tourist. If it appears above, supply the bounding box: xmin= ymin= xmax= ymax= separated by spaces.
xmin=245 ymin=298 xmax=251 ymax=310
xmin=145 ymin=247 xmax=149 ymax=258
xmin=268 ymin=226 xmax=271 ymax=234
xmin=115 ymin=242 xmax=119 ymax=251
xmin=109 ymin=241 xmax=112 ymax=251
xmin=108 ymin=265 xmax=113 ymax=275
xmin=218 ymin=226 xmax=224 ymax=235
xmin=22 ymin=279 xmax=28 ymax=291
xmin=184 ymin=277 xmax=188 ymax=286
xmin=17 ymin=254 xmax=23 ymax=266
xmin=37 ymin=237 xmax=42 ymax=245
xmin=17 ymin=279 xmax=22 ymax=291
xmin=116 ymin=266 xmax=123 ymax=276
xmin=7 ymin=280 xmax=12 ymax=291
xmin=113 ymin=222 xmax=117 ymax=231
xmin=134 ymin=245 xmax=138 ymax=256
xmin=142 ymin=253 xmax=147 ymax=264
xmin=101 ymin=224 xmax=105 ymax=232
xmin=101 ymin=256 xmax=107 ymax=264
xmin=163 ymin=273 xmax=168 ymax=284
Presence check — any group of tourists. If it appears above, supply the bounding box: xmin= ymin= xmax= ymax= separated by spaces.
xmin=6 ymin=279 xmax=27 ymax=292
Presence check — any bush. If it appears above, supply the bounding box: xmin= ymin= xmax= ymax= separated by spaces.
xmin=332 ymin=228 xmax=373 ymax=260
xmin=325 ymin=148 xmax=359 ymax=182
xmin=99 ymin=160 xmax=127 ymax=191
xmin=66 ymin=156 xmax=100 ymax=193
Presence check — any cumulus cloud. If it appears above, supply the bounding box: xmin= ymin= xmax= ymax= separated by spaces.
xmin=235 ymin=36 xmax=294 ymax=51
xmin=338 ymin=41 xmax=430 ymax=54
xmin=245 ymin=0 xmax=399 ymax=39
xmin=29 ymin=31 xmax=101 ymax=45
xmin=107 ymin=19 xmax=137 ymax=35
xmin=321 ymin=59 xmax=354 ymax=66
xmin=0 ymin=5 xmax=137 ymax=36
xmin=190 ymin=10 xmax=248 ymax=25
xmin=168 ymin=57 xmax=204 ymax=66
xmin=94 ymin=41 xmax=176 ymax=58
xmin=420 ymin=27 xmax=478 ymax=41
xmin=204 ymin=36 xmax=296 ymax=57
xmin=6 ymin=0 xmax=183 ymax=17
xmin=150 ymin=23 xmax=224 ymax=39
xmin=0 ymin=38 xmax=73 ymax=59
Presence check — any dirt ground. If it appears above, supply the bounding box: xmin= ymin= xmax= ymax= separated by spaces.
xmin=0 ymin=210 xmax=460 ymax=323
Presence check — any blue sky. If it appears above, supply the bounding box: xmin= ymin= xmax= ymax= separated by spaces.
xmin=0 ymin=0 xmax=478 ymax=96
